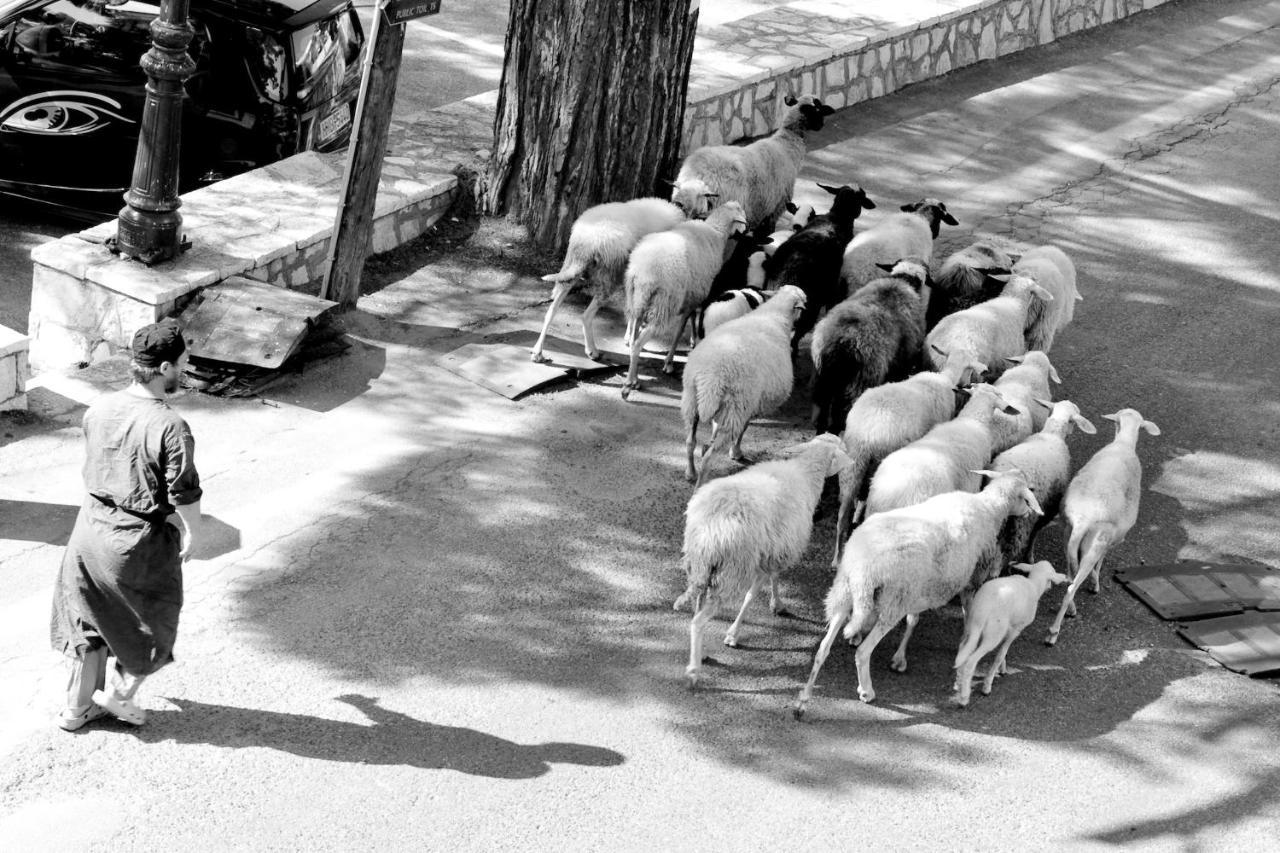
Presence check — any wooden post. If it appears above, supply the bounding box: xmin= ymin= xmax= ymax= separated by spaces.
xmin=322 ymin=1 xmax=406 ymax=307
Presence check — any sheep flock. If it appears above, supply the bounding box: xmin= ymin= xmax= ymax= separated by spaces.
xmin=536 ymin=92 xmax=1160 ymax=720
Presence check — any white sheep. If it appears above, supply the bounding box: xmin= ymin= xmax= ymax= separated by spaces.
xmin=531 ymin=188 xmax=714 ymax=364
xmin=988 ymin=350 xmax=1061 ymax=454
xmin=794 ymin=469 xmax=1043 ymax=717
xmin=926 ymin=240 xmax=1014 ymax=330
xmin=763 ymin=203 xmax=814 ymax=256
xmin=675 ymin=434 xmax=853 ymax=688
xmin=1012 ymin=245 xmax=1081 ymax=352
xmin=674 ymin=94 xmax=835 ymax=233
xmin=990 ymin=399 xmax=1097 ymax=567
xmin=620 ymin=202 xmax=748 ymax=399
xmin=840 ymin=198 xmax=959 ymax=294
xmin=1045 ymin=408 xmax=1160 ymax=646
xmin=830 ymin=344 xmax=988 ymax=567
xmin=952 ymin=560 xmax=1067 ymax=707
xmin=682 ymin=285 xmax=807 ymax=487
xmin=668 ymin=177 xmax=720 ymax=220
xmin=925 ymin=273 xmax=1054 ymax=378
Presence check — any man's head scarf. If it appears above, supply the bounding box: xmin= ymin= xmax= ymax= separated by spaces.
xmin=131 ymin=318 xmax=186 ymax=367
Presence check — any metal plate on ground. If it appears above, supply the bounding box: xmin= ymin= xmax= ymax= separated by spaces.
xmin=1177 ymin=612 xmax=1280 ymax=676
xmin=1116 ymin=562 xmax=1280 ymax=620
xmin=177 ymin=276 xmax=339 ymax=370
xmin=436 ymin=332 xmax=620 ymax=400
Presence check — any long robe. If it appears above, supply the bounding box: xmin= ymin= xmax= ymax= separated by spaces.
xmin=51 ymin=390 xmax=202 ymax=676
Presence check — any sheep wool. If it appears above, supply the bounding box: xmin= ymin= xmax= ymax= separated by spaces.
xmin=675 ymin=93 xmax=835 ymax=233
xmin=809 ymin=257 xmax=927 ymax=436
xmin=953 ymin=560 xmax=1067 ymax=706
xmin=988 ymin=350 xmax=1061 ymax=454
xmin=682 ymin=285 xmax=807 ymax=487
xmin=795 ymin=470 xmax=1043 ymax=717
xmin=925 ymin=273 xmax=1054 ymax=379
xmin=621 ymin=202 xmax=748 ymax=399
xmin=677 ymin=433 xmax=852 ymax=687
xmin=1045 ymin=408 xmax=1160 ymax=646
xmin=531 ymin=195 xmax=690 ymax=364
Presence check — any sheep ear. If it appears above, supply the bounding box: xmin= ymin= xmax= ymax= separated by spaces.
xmin=988 ymin=273 xmax=1012 ymax=284
xmin=660 ymin=179 xmax=676 ymax=188
xmin=875 ymin=262 xmax=895 ymax=272
xmin=1023 ymin=488 xmax=1045 ymax=516
xmin=1004 ymin=355 xmax=1024 ymax=366
xmin=1142 ymin=420 xmax=1161 ymax=436
xmin=828 ymin=447 xmax=855 ymax=476
xmin=941 ymin=211 xmax=959 ymax=226
xmin=1002 ymin=403 xmax=1023 ymax=416
xmin=817 ymin=183 xmax=840 ymax=195
xmin=1075 ymin=291 xmax=1084 ymax=301
xmin=786 ymin=201 xmax=798 ymax=213
xmin=1034 ymin=397 xmax=1053 ymax=409
xmin=784 ymin=94 xmax=798 ymax=106
xmin=861 ymin=196 xmax=877 ymax=210
xmin=1050 ymin=572 xmax=1069 ymax=585
xmin=979 ymin=266 xmax=1010 ymax=277
xmin=970 ymin=469 xmax=1001 ymax=478
xmin=1032 ymin=283 xmax=1055 ymax=302
xmin=1074 ymin=415 xmax=1097 ymax=434
xmin=1007 ymin=253 xmax=1023 ymax=265
xmin=931 ymin=343 xmax=949 ymax=358
xmin=819 ymin=104 xmax=835 ymax=116
xmin=1102 ymin=411 xmax=1121 ymax=423
xmin=1011 ymin=562 xmax=1033 ymax=575
xmin=703 ymin=192 xmax=719 ymax=200
xmin=1048 ymin=364 xmax=1062 ymax=384
xmin=954 ymin=386 xmax=972 ymax=401
xmin=900 ymin=202 xmax=917 ymax=212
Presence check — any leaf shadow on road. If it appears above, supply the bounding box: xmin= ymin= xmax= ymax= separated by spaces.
xmin=134 ymin=694 xmax=623 ymax=779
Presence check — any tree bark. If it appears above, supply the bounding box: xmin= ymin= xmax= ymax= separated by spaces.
xmin=481 ymin=0 xmax=698 ymax=253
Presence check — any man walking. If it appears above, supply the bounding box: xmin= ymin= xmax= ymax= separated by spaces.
xmin=50 ymin=318 xmax=202 ymax=730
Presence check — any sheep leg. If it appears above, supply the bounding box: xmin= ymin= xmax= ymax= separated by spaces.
xmin=724 ymin=578 xmax=761 ymax=649
xmin=888 ymin=613 xmax=920 ymax=672
xmin=854 ymin=618 xmax=900 ymax=703
xmin=794 ymin=612 xmax=848 ymax=720
xmin=831 ymin=480 xmax=854 ymax=570
xmin=684 ymin=411 xmax=701 ymax=483
xmin=531 ymin=281 xmax=574 ymax=363
xmin=622 ymin=324 xmax=654 ymax=400
xmin=580 ymin=297 xmax=605 ymax=361
xmin=662 ymin=311 xmax=694 ymax=375
xmin=695 ymin=422 xmax=724 ymax=489
xmin=1045 ymin=537 xmax=1107 ymax=646
xmin=768 ymin=573 xmax=783 ymax=615
xmin=687 ymin=591 xmax=720 ymax=689
xmin=729 ymin=423 xmax=751 ymax=464
xmin=953 ymin=634 xmax=997 ymax=707
xmin=985 ymin=632 xmax=1020 ymax=694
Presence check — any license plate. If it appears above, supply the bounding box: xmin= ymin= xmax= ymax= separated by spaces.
xmin=316 ymin=105 xmax=351 ymax=144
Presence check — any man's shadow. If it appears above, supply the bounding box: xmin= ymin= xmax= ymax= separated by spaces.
xmin=136 ymin=694 xmax=624 ymax=780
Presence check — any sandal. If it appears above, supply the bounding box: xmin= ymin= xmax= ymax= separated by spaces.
xmin=92 ymin=690 xmax=147 ymax=726
xmin=55 ymin=704 xmax=109 ymax=732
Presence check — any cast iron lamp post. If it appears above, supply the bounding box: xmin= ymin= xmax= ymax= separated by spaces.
xmin=112 ymin=0 xmax=196 ymax=265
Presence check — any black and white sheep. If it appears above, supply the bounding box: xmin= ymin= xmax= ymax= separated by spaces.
xmin=840 ymin=197 xmax=959 ymax=294
xmin=1044 ymin=408 xmax=1160 ymax=646
xmin=620 ymin=202 xmax=748 ymax=399
xmin=764 ymin=182 xmax=877 ymax=348
xmin=675 ymin=434 xmax=852 ymax=688
xmin=809 ymin=257 xmax=928 ymax=436
xmin=531 ymin=188 xmax=713 ymax=364
xmin=925 ymin=240 xmax=1013 ymax=331
xmin=674 ymin=94 xmax=836 ymax=234
xmin=681 ymin=285 xmax=807 ymax=487
xmin=764 ymin=203 xmax=814 ymax=256
xmin=795 ymin=469 xmax=1043 ymax=716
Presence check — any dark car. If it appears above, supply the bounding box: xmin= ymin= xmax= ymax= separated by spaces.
xmin=0 ymin=0 xmax=364 ymax=217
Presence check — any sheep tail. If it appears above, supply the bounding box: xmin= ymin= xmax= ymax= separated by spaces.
xmin=828 ymin=571 xmax=877 ymax=646
xmin=1065 ymin=522 xmax=1088 ymax=579
xmin=543 ymin=249 xmax=591 ymax=284
xmin=954 ymin=619 xmax=982 ymax=669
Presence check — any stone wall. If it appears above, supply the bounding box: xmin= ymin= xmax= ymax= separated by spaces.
xmin=0 ymin=325 xmax=29 ymax=411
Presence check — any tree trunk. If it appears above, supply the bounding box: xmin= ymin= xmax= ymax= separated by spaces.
xmin=481 ymin=0 xmax=698 ymax=253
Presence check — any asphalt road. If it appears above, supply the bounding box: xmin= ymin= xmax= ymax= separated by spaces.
xmin=4 ymin=0 xmax=1280 ymax=850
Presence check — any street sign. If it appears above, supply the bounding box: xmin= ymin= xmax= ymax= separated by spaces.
xmin=384 ymin=0 xmax=440 ymax=25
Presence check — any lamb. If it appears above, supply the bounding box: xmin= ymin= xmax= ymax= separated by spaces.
xmin=839 ymin=197 xmax=959 ymax=295
xmin=668 ymin=177 xmax=720 ymax=220
xmin=763 ymin=203 xmax=814 ymax=256
xmin=794 ymin=469 xmax=1043 ymax=717
xmin=674 ymin=93 xmax=835 ymax=234
xmin=1045 ymin=408 xmax=1160 ymax=646
xmin=829 ymin=344 xmax=988 ymax=568
xmin=764 ymin=183 xmax=877 ymax=348
xmin=1013 ymin=245 xmax=1081 ymax=352
xmin=675 ymin=433 xmax=853 ymax=687
xmin=620 ymin=202 xmax=748 ymax=399
xmin=925 ymin=273 xmax=1054 ymax=378
xmin=988 ymin=350 xmax=1061 ymax=454
xmin=681 ymin=285 xmax=807 ymax=487
xmin=990 ymin=399 xmax=1096 ymax=568
xmin=925 ymin=240 xmax=1013 ymax=330
xmin=952 ymin=560 xmax=1067 ymax=707
xmin=809 ymin=258 xmax=928 ymax=436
